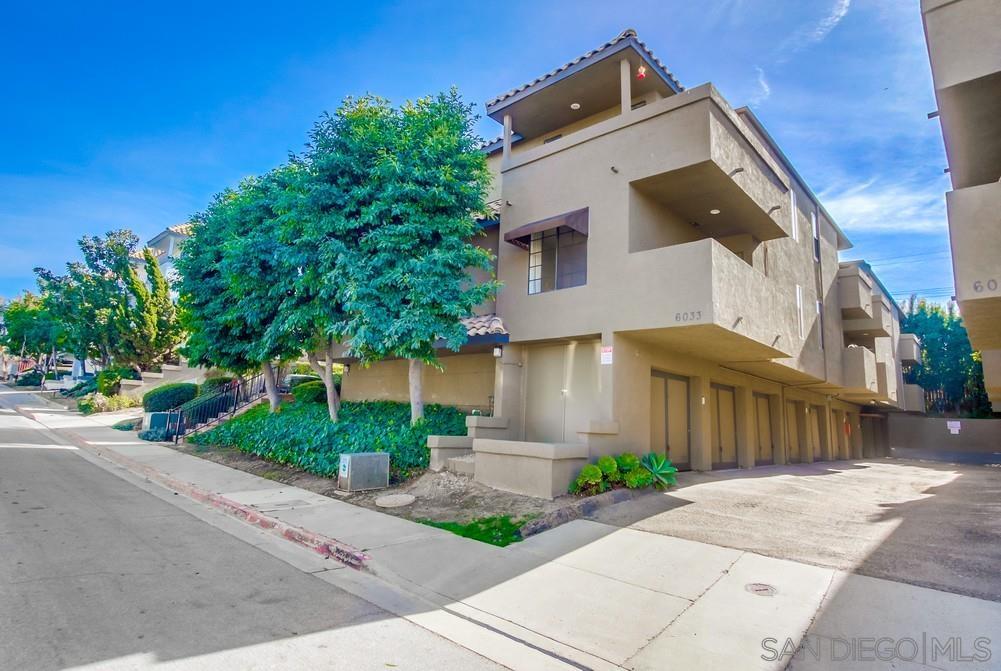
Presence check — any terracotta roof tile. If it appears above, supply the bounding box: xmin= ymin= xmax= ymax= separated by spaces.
xmin=486 ymin=29 xmax=683 ymax=109
xmin=461 ymin=314 xmax=508 ymax=337
xmin=167 ymin=223 xmax=194 ymax=236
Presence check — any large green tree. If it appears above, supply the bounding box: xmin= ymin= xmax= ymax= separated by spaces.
xmin=0 ymin=292 xmax=62 ymax=369
xmin=902 ymin=297 xmax=991 ymax=416
xmin=331 ymin=90 xmax=497 ymax=423
xmin=176 ymin=169 xmax=303 ymax=411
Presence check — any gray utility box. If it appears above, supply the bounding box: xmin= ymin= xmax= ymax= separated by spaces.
xmin=337 ymin=452 xmax=390 ymax=491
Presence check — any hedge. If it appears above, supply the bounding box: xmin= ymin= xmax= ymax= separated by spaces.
xmin=189 ymin=400 xmax=467 ymax=476
xmin=143 ymin=382 xmax=199 ymax=412
xmin=97 ymin=366 xmax=140 ymax=395
xmin=292 ymin=380 xmax=326 ymax=404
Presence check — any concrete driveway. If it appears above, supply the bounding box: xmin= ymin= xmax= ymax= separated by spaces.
xmin=589 ymin=458 xmax=1001 ymax=601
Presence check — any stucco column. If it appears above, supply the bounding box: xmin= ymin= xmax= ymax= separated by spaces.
xmin=492 ymin=343 xmax=524 ymax=440
xmin=502 ymin=114 xmax=513 ymax=164
xmin=689 ymin=375 xmax=713 ymax=471
xmin=734 ymin=386 xmax=756 ymax=469
xmin=770 ymin=394 xmax=786 ymax=465
xmin=619 ymin=58 xmax=631 ymax=115
xmin=849 ymin=412 xmax=863 ymax=459
xmin=800 ymin=403 xmax=815 ymax=464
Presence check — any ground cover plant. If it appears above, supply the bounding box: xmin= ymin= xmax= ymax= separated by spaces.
xmin=418 ymin=515 xmax=537 ymax=547
xmin=188 ymin=400 xmax=466 ymax=478
xmin=569 ymin=452 xmax=673 ymax=495
xmin=77 ymin=393 xmax=141 ymax=415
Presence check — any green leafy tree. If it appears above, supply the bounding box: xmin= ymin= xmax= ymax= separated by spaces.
xmin=902 ymin=296 xmax=991 ymax=416
xmin=316 ymin=91 xmax=497 ymax=424
xmin=0 ymin=292 xmax=62 ymax=372
xmin=176 ymin=169 xmax=303 ymax=411
xmin=146 ymin=248 xmax=183 ymax=363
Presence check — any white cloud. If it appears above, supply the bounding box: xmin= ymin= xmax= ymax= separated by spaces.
xmin=778 ymin=0 xmax=852 ymax=59
xmin=749 ymin=67 xmax=771 ymax=106
xmin=821 ymin=178 xmax=948 ymax=234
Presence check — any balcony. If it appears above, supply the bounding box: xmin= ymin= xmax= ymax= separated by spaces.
xmin=947 ymin=181 xmax=1001 ymax=350
xmin=922 ymin=0 xmax=1001 ymax=189
xmin=498 ymin=237 xmax=792 ymax=363
xmin=898 ymin=333 xmax=921 ymax=365
xmin=901 ymin=384 xmax=926 ymax=413
xmin=843 ymin=298 xmax=893 ymax=339
xmin=842 ymin=346 xmax=878 ymax=395
xmin=837 ymin=265 xmax=874 ymax=320
xmin=502 ymin=84 xmax=792 ymax=244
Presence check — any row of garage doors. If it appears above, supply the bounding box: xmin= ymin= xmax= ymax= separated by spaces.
xmin=651 ymin=371 xmax=836 ymax=470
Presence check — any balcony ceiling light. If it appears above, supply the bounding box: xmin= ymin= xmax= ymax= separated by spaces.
xmin=709 ymin=209 xmax=721 ymax=215
xmin=570 ymin=102 xmax=581 ymax=110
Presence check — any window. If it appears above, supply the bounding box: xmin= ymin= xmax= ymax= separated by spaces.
xmin=789 ymin=189 xmax=799 ymax=242
xmin=816 ymin=300 xmax=824 ymax=350
xmin=811 ymin=210 xmax=820 ymax=261
xmin=528 ymin=226 xmax=587 ymax=294
xmin=796 ymin=284 xmax=804 ymax=339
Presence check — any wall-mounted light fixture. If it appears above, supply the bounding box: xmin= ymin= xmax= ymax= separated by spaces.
xmin=492 ymin=345 xmax=504 ymax=358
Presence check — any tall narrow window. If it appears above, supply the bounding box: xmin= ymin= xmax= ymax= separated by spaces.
xmin=528 ymin=225 xmax=587 ymax=295
xmin=816 ymin=300 xmax=825 ymax=350
xmin=790 ymin=189 xmax=799 ymax=242
xmin=796 ymin=284 xmax=804 ymax=339
xmin=811 ymin=210 xmax=820 ymax=261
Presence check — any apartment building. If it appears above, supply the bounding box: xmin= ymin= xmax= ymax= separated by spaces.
xmin=921 ymin=0 xmax=1001 ymax=407
xmin=131 ymin=223 xmax=192 ymax=301
xmin=339 ymin=29 xmax=920 ymax=493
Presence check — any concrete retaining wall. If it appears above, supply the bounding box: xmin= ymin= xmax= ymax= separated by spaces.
xmin=888 ymin=413 xmax=1001 ymax=455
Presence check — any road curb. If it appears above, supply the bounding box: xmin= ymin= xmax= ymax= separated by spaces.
xmin=14 ymin=404 xmax=369 ymax=569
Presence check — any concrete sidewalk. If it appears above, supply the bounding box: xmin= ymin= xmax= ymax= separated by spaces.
xmin=15 ymin=394 xmax=1001 ymax=671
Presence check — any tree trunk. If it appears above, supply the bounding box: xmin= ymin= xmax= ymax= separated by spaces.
xmin=261 ymin=362 xmax=281 ymax=412
xmin=408 ymin=358 xmax=424 ymax=425
xmin=307 ymin=337 xmax=341 ymax=422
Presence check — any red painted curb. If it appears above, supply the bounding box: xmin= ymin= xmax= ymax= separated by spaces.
xmin=15 ymin=403 xmax=369 ymax=569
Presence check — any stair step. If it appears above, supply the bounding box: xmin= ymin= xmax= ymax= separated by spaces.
xmin=445 ymin=454 xmax=476 ymax=476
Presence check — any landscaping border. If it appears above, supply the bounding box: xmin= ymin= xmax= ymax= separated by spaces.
xmin=519 ymin=487 xmax=656 ymax=538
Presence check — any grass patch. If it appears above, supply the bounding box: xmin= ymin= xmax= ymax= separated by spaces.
xmin=419 ymin=515 xmax=537 ymax=547
xmin=188 ymin=400 xmax=467 ymax=480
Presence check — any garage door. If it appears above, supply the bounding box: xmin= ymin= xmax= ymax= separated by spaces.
xmin=711 ymin=384 xmax=737 ymax=469
xmin=810 ymin=407 xmax=823 ymax=460
xmin=785 ymin=401 xmax=801 ymax=463
xmin=754 ymin=393 xmax=774 ymax=465
xmin=651 ymin=372 xmax=690 ymax=470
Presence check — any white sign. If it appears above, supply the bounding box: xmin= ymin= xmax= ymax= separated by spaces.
xmin=600 ymin=346 xmax=613 ymax=365
xmin=947 ymin=420 xmax=961 ymax=435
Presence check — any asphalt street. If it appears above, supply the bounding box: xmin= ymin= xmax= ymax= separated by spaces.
xmin=0 ymin=387 xmax=500 ymax=671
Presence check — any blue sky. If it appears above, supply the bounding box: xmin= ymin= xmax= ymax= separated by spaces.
xmin=0 ymin=1 xmax=953 ymax=304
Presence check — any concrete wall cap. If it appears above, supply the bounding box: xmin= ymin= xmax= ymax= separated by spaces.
xmin=465 ymin=415 xmax=509 ymax=429
xmin=426 ymin=435 xmax=474 ymax=448
xmin=472 ymin=439 xmax=589 ymax=460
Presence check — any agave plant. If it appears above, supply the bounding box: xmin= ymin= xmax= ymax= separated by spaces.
xmin=641 ymin=452 xmax=678 ymax=489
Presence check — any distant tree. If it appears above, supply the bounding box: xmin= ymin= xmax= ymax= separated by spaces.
xmin=329 ymin=90 xmax=497 ymax=424
xmin=0 ymin=292 xmax=62 ymax=369
xmin=176 ymin=169 xmax=303 ymax=411
xmin=902 ymin=296 xmax=991 ymax=416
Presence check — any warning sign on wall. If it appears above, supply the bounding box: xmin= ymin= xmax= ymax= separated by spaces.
xmin=600 ymin=346 xmax=613 ymax=365
xmin=947 ymin=420 xmax=961 ymax=435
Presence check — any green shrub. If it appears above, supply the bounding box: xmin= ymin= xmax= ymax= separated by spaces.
xmin=138 ymin=427 xmax=169 ymax=442
xmin=15 ymin=371 xmax=42 ymax=386
xmin=65 ymin=379 xmax=98 ymax=397
xmin=624 ymin=468 xmax=655 ymax=489
xmin=596 ymin=454 xmax=621 ymax=483
xmin=570 ymin=464 xmax=606 ymax=496
xmin=641 ymin=452 xmax=679 ymax=489
xmin=616 ymin=452 xmax=641 ymax=473
xmin=286 ymin=374 xmax=321 ymax=389
xmin=200 ymin=375 xmax=236 ymax=395
xmin=188 ymin=400 xmax=467 ymax=476
xmin=97 ymin=366 xmax=140 ymax=395
xmin=78 ymin=393 xmax=141 ymax=415
xmin=45 ymin=371 xmax=57 ymax=380
xmin=290 ymin=362 xmax=314 ymax=376
xmin=112 ymin=418 xmax=141 ymax=431
xmin=292 ymin=380 xmax=327 ymax=404
xmin=143 ymin=382 xmax=199 ymax=412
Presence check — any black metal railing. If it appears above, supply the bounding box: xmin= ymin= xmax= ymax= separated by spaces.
xmin=167 ymin=372 xmax=267 ymax=443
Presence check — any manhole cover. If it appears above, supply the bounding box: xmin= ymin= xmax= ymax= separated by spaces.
xmin=745 ymin=582 xmax=777 ymax=597
xmin=375 ymin=494 xmax=416 ymax=508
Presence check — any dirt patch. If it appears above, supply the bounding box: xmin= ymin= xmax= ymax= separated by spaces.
xmin=167 ymin=439 xmax=576 ymax=524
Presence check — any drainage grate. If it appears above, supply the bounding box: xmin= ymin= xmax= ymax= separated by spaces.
xmin=745 ymin=582 xmax=777 ymax=596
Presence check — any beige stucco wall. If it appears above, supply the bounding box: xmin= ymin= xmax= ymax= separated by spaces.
xmin=889 ymin=413 xmax=1001 ymax=454
xmin=341 ymin=353 xmax=495 ymax=413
